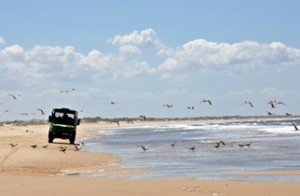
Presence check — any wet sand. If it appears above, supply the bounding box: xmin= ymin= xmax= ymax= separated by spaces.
xmin=1 ymin=120 xmax=300 ymax=196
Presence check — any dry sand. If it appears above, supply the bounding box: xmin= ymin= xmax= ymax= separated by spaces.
xmin=1 ymin=120 xmax=300 ymax=196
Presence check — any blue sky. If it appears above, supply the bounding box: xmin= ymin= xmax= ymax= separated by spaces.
xmin=1 ymin=0 xmax=300 ymax=120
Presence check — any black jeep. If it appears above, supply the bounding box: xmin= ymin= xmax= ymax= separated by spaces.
xmin=48 ymin=108 xmax=80 ymax=144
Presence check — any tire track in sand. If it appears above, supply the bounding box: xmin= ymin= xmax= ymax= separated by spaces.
xmin=0 ymin=145 xmax=23 ymax=167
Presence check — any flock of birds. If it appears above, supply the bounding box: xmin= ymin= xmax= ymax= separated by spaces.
xmin=110 ymin=98 xmax=292 ymax=116
xmin=137 ymin=140 xmax=254 ymax=153
xmin=0 ymin=90 xmax=295 ymax=118
xmin=108 ymin=98 xmax=297 ymax=127
xmin=1 ymin=89 xmax=77 ymax=116
xmin=0 ymin=93 xmax=47 ymax=116
xmin=8 ymin=141 xmax=85 ymax=154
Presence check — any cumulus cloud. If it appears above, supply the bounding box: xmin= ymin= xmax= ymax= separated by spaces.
xmin=158 ymin=39 xmax=300 ymax=73
xmin=112 ymin=61 xmax=154 ymax=79
xmin=108 ymin=28 xmax=164 ymax=55
xmin=0 ymin=37 xmax=5 ymax=45
xmin=0 ymin=40 xmax=154 ymax=86
xmin=1 ymin=29 xmax=300 ymax=86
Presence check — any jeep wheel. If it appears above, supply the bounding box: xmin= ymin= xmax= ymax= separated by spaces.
xmin=48 ymin=137 xmax=54 ymax=143
xmin=69 ymin=137 xmax=75 ymax=144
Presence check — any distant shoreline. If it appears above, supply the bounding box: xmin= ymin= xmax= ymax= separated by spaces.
xmin=1 ymin=115 xmax=299 ymax=126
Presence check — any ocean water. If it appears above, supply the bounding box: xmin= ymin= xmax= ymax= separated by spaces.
xmin=83 ymin=118 xmax=300 ymax=181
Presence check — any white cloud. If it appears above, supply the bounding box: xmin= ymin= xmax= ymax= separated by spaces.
xmin=0 ymin=37 xmax=5 ymax=45
xmin=0 ymin=41 xmax=154 ymax=86
xmin=0 ymin=45 xmax=25 ymax=71
xmin=1 ymin=29 xmax=300 ymax=87
xmin=108 ymin=28 xmax=165 ymax=56
xmin=118 ymin=45 xmax=141 ymax=55
xmin=109 ymin=28 xmax=160 ymax=48
xmin=158 ymin=39 xmax=300 ymax=74
xmin=112 ymin=61 xmax=153 ymax=79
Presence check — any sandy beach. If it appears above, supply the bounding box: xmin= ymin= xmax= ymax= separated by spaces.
xmin=1 ymin=120 xmax=300 ymax=196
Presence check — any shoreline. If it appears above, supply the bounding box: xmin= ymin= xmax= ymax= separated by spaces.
xmin=1 ymin=119 xmax=300 ymax=195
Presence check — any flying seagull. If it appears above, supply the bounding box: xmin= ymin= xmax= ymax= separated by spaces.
xmin=9 ymin=94 xmax=18 ymax=99
xmin=163 ymin=104 xmax=173 ymax=108
xmin=242 ymin=101 xmax=253 ymax=108
xmin=37 ymin=109 xmax=45 ymax=115
xmin=268 ymin=100 xmax=286 ymax=108
xmin=187 ymin=106 xmax=194 ymax=110
xmin=1 ymin=109 xmax=9 ymax=114
xmin=268 ymin=100 xmax=276 ymax=108
xmin=200 ymin=99 xmax=212 ymax=105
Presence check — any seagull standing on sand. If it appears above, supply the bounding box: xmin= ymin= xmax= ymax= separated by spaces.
xmin=200 ymin=99 xmax=212 ymax=105
xmin=30 ymin=144 xmax=37 ymax=149
xmin=74 ymin=142 xmax=85 ymax=151
xmin=59 ymin=146 xmax=67 ymax=153
xmin=9 ymin=143 xmax=18 ymax=148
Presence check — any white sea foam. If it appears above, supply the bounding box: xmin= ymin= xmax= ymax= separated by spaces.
xmin=257 ymin=126 xmax=298 ymax=135
xmin=84 ymin=119 xmax=300 ymax=181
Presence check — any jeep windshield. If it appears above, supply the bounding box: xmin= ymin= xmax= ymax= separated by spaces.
xmin=52 ymin=111 xmax=76 ymax=126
